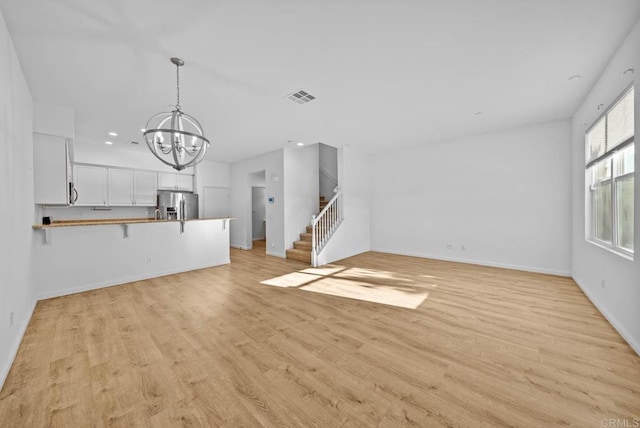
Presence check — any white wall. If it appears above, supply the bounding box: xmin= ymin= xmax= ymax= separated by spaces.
xmin=571 ymin=19 xmax=640 ymax=354
xmin=33 ymin=102 xmax=74 ymax=139
xmin=0 ymin=9 xmax=36 ymax=387
xmin=284 ymin=145 xmax=319 ymax=249
xmin=230 ymin=149 xmax=285 ymax=255
xmin=195 ymin=159 xmax=231 ymax=215
xmin=317 ymin=145 xmax=372 ymax=265
xmin=33 ymin=220 xmax=230 ymax=300
xmin=370 ymin=120 xmax=572 ymax=275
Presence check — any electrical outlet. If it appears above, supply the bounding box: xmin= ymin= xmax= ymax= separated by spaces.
xmin=271 ymin=243 xmax=275 ymax=248
xmin=446 ymin=243 xmax=452 ymax=249
xmin=9 ymin=311 xmax=14 ymax=327
xmin=601 ymin=279 xmax=606 ymax=288
xmin=461 ymin=245 xmax=466 ymax=251
xmin=147 ymin=256 xmax=153 ymax=264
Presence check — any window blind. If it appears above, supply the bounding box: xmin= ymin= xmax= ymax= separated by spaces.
xmin=586 ymin=87 xmax=635 ymax=168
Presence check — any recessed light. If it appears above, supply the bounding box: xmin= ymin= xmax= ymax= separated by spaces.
xmin=297 ymin=142 xmax=304 ymax=146
xmin=140 ymin=128 xmax=146 ymax=132
xmin=105 ymin=141 xmax=113 ymax=145
xmin=108 ymin=131 xmax=118 ymax=136
xmin=568 ymin=74 xmax=581 ymax=81
xmin=623 ymin=68 xmax=634 ymax=75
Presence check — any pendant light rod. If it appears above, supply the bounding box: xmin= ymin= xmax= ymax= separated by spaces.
xmin=171 ymin=57 xmax=184 ymax=110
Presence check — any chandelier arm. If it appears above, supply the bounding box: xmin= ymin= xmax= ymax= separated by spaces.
xmin=145 ymin=137 xmax=185 ymax=170
xmin=177 ymin=146 xmax=208 ymax=169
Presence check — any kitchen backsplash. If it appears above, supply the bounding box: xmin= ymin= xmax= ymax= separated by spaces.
xmin=38 ymin=205 xmax=153 ymax=222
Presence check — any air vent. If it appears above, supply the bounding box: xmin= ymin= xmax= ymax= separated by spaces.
xmin=287 ymin=89 xmax=316 ymax=105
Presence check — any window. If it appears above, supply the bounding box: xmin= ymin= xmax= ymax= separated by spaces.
xmin=586 ymin=86 xmax=634 ymax=257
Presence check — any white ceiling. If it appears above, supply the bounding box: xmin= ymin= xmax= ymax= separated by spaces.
xmin=1 ymin=0 xmax=639 ymax=163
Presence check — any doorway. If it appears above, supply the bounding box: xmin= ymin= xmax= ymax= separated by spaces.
xmin=251 ymin=186 xmax=266 ymax=247
xmin=249 ymin=170 xmax=267 ymax=252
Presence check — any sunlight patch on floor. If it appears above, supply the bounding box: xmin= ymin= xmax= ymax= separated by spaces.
xmin=260 ymin=265 xmax=437 ymax=309
xmin=260 ymin=272 xmax=319 ymax=288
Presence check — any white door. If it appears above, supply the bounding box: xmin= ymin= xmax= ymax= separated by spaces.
xmin=203 ymin=187 xmax=230 ymax=218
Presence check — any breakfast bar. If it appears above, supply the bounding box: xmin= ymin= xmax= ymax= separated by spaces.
xmin=32 ymin=217 xmax=232 ymax=300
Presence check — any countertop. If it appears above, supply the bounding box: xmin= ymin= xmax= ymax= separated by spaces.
xmin=33 ymin=217 xmax=233 ymax=229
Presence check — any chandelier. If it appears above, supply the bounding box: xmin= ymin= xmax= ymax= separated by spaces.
xmin=143 ymin=57 xmax=210 ymax=171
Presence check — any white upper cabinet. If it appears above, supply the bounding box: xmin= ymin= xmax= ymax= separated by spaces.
xmin=33 ymin=133 xmax=72 ymax=205
xmin=158 ymin=172 xmax=194 ymax=191
xmin=105 ymin=168 xmax=158 ymax=206
xmin=74 ymin=165 xmax=108 ymax=206
xmin=72 ymin=165 xmax=159 ymax=207
xmin=108 ymin=168 xmax=134 ymax=206
xmin=157 ymin=172 xmax=177 ymax=190
xmin=176 ymin=174 xmax=194 ymax=191
xmin=133 ymin=170 xmax=157 ymax=206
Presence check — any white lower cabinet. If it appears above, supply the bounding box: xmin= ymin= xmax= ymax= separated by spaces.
xmin=74 ymin=165 xmax=108 ymax=206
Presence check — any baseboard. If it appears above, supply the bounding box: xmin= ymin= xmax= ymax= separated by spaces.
xmin=572 ymin=276 xmax=640 ymax=357
xmin=231 ymin=244 xmax=251 ymax=250
xmin=372 ymin=248 xmax=571 ymax=277
xmin=0 ymin=298 xmax=37 ymax=390
xmin=266 ymin=250 xmax=286 ymax=258
xmin=36 ymin=260 xmax=230 ymax=301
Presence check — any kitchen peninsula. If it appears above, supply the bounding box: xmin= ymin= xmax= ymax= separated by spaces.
xmin=32 ymin=217 xmax=231 ymax=300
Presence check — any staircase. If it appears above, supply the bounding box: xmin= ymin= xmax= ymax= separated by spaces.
xmin=285 ymin=225 xmax=313 ymax=263
xmin=285 ymin=196 xmax=328 ymax=264
xmin=286 ymin=193 xmax=343 ymax=266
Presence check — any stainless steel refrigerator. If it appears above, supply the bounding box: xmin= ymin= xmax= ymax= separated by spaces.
xmin=158 ymin=191 xmax=199 ymax=220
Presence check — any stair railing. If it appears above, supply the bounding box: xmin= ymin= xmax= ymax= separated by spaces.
xmin=311 ymin=190 xmax=344 ymax=267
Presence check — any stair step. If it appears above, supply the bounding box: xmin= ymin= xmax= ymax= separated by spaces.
xmin=299 ymin=232 xmax=312 ymax=241
xmin=293 ymin=240 xmax=312 ymax=250
xmin=306 ymin=225 xmax=312 ymax=233
xmin=319 ymin=196 xmax=326 ymax=202
xmin=286 ymin=248 xmax=311 ymax=263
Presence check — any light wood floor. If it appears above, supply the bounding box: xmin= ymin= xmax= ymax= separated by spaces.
xmin=1 ymin=249 xmax=639 ymax=427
